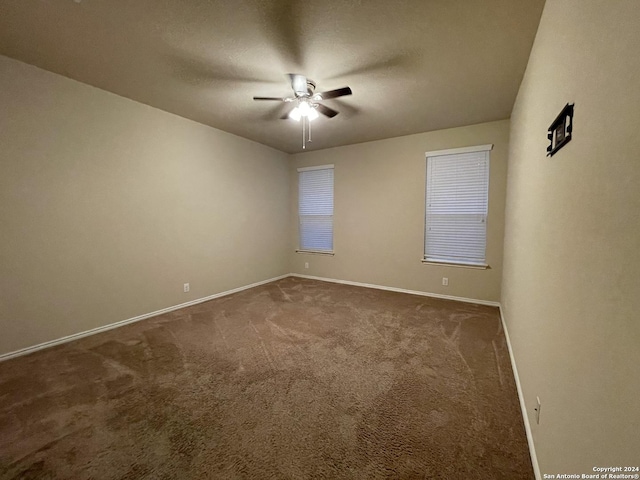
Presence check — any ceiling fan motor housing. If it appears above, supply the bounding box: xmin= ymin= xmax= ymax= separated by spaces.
xmin=298 ymin=79 xmax=315 ymax=97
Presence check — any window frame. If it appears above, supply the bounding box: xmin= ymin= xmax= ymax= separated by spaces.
xmin=422 ymin=144 xmax=493 ymax=269
xmin=296 ymin=164 xmax=335 ymax=256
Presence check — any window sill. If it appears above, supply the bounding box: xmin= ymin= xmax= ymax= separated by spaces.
xmin=296 ymin=249 xmax=335 ymax=256
xmin=421 ymin=259 xmax=490 ymax=270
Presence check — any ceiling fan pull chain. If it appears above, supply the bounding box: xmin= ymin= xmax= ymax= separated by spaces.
xmin=308 ymin=116 xmax=312 ymax=143
xmin=302 ymin=116 xmax=306 ymax=149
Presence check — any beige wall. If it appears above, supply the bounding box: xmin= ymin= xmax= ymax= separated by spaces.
xmin=0 ymin=55 xmax=290 ymax=356
xmin=502 ymin=0 xmax=640 ymax=475
xmin=289 ymin=120 xmax=510 ymax=302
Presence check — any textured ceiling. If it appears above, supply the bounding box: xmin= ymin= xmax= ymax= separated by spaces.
xmin=0 ymin=0 xmax=545 ymax=154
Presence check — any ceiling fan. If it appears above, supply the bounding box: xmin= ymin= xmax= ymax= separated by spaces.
xmin=254 ymin=74 xmax=352 ymax=121
xmin=253 ymin=74 xmax=352 ymax=149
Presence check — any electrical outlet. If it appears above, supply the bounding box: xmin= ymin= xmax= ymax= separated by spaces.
xmin=304 ymin=262 xmax=309 ymax=269
xmin=534 ymin=396 xmax=541 ymax=424
xmin=442 ymin=277 xmax=449 ymax=286
xmin=183 ymin=283 xmax=190 ymax=293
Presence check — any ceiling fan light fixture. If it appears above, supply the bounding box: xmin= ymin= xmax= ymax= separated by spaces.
xmin=289 ymin=101 xmax=319 ymax=122
xmin=289 ymin=107 xmax=302 ymax=121
xmin=307 ymin=107 xmax=319 ymax=121
xmin=298 ymin=101 xmax=311 ymax=116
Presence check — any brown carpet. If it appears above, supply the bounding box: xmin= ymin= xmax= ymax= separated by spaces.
xmin=0 ymin=277 xmax=533 ymax=479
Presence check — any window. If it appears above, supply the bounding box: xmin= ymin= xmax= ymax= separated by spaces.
xmin=298 ymin=165 xmax=334 ymax=253
xmin=424 ymin=145 xmax=492 ymax=267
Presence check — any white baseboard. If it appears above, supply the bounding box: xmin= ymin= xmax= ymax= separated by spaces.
xmin=0 ymin=274 xmax=290 ymax=362
xmin=499 ymin=305 xmax=541 ymax=480
xmin=290 ymin=273 xmax=501 ymax=307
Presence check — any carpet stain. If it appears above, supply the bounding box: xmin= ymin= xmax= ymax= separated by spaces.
xmin=0 ymin=278 xmax=533 ymax=479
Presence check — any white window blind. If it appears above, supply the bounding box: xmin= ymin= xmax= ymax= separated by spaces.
xmin=424 ymin=147 xmax=490 ymax=266
xmin=298 ymin=165 xmax=334 ymax=252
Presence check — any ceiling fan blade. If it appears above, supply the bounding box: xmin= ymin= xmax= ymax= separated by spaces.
xmin=253 ymin=96 xmax=286 ymax=101
xmin=259 ymin=103 xmax=288 ymax=121
xmin=317 ymin=86 xmax=352 ymax=100
xmin=331 ymin=98 xmax=360 ymax=117
xmin=316 ymin=103 xmax=339 ymax=118
xmin=288 ymin=73 xmax=308 ymax=96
